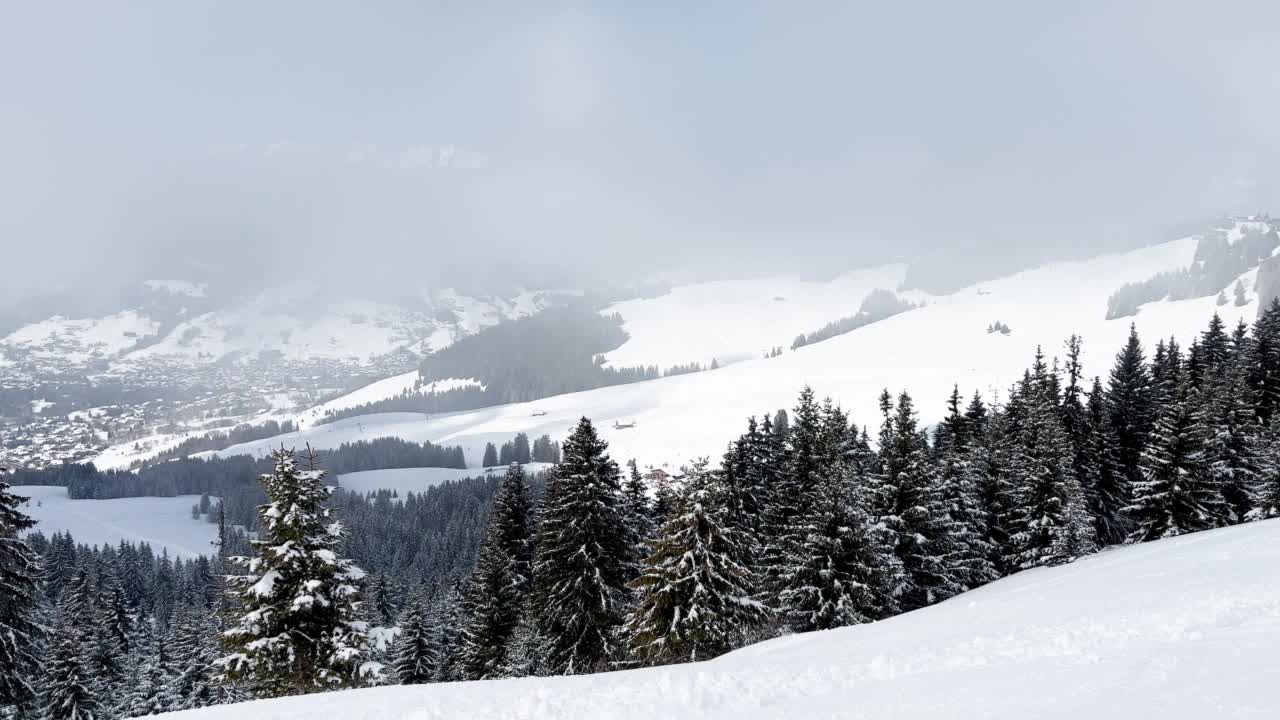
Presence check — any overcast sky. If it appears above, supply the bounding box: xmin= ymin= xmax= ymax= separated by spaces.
xmin=3 ymin=1 xmax=1279 ymax=303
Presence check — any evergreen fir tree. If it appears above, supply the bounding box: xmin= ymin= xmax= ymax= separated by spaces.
xmin=1006 ymin=371 xmax=1094 ymax=569
xmin=482 ymin=443 xmax=498 ymax=468
xmin=530 ymin=418 xmax=631 ymax=674
xmin=391 ymin=599 xmax=439 ymax=685
xmin=760 ymin=387 xmax=824 ymax=612
xmin=778 ymin=451 xmax=901 ymax=632
xmin=1126 ymin=382 xmax=1228 ymax=541
xmin=118 ymin=620 xmax=177 ymax=717
xmin=0 ymin=480 xmax=42 ymax=717
xmin=457 ymin=463 xmax=533 ymax=680
xmin=963 ymin=401 xmax=1017 ymax=574
xmin=622 ymin=459 xmax=655 ymax=561
xmin=1202 ymin=350 xmax=1262 ymax=522
xmin=876 ymin=391 xmax=958 ymax=610
xmin=39 ymin=596 xmax=96 ymax=720
xmin=167 ymin=602 xmax=232 ymax=711
xmin=1106 ymin=324 xmax=1155 ymax=493
xmin=498 ymin=610 xmax=549 ymax=679
xmin=216 ymin=447 xmax=378 ymax=697
xmin=1248 ymin=416 xmax=1280 ymax=520
xmin=934 ymin=437 xmax=999 ymax=589
xmin=1250 ymin=299 xmax=1280 ymax=424
xmin=625 ymin=460 xmax=767 ymax=662
xmin=1084 ymin=377 xmax=1129 ymax=545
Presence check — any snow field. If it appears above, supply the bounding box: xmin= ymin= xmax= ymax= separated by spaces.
xmin=337 ymin=463 xmax=553 ymax=499
xmin=599 ymin=264 xmax=911 ymax=369
xmin=13 ymin=485 xmax=218 ymax=559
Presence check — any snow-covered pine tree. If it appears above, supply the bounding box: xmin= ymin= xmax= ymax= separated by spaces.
xmin=530 ymin=418 xmax=631 ymax=674
xmin=391 ymin=599 xmax=439 ymax=685
xmin=498 ymin=609 xmax=550 ymax=679
xmin=622 ymin=458 xmax=654 ymax=550
xmin=877 ymin=391 xmax=959 ymax=610
xmin=626 ymin=459 xmax=767 ymax=662
xmin=364 ymin=572 xmax=396 ymax=628
xmin=457 ymin=463 xmax=533 ymax=680
xmin=1198 ymin=313 xmax=1232 ymax=383
xmin=1126 ymin=381 xmax=1228 ymax=541
xmin=0 ymin=480 xmax=42 ymax=717
xmin=1083 ymin=377 xmax=1129 ymax=545
xmin=961 ymin=398 xmax=1017 ymax=575
xmin=167 ymin=602 xmax=231 ymax=711
xmin=431 ymin=580 xmax=464 ymax=682
xmin=39 ymin=592 xmax=96 ymax=720
xmin=759 ymin=387 xmax=823 ymax=612
xmin=118 ymin=619 xmax=177 ymax=718
xmin=215 ymin=447 xmax=379 ymax=697
xmin=1106 ymin=325 xmax=1156 ymax=492
xmin=778 ymin=449 xmax=901 ymax=632
xmin=1250 ymin=298 xmax=1280 ymax=424
xmin=1201 ymin=349 xmax=1262 ymax=523
xmin=934 ymin=431 xmax=998 ymax=590
xmin=1248 ymin=415 xmax=1280 ymax=520
xmin=1006 ymin=369 xmax=1095 ymax=569
xmin=728 ymin=417 xmax=771 ymax=537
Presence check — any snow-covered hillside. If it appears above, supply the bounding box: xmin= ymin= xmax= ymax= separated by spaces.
xmin=1 ymin=311 xmax=162 ymax=364
xmin=337 ymin=463 xmax=553 ymax=498
xmin=599 ymin=263 xmax=910 ymax=368
xmin=218 ymin=235 xmax=1243 ymax=471
xmin=14 ymin=486 xmax=217 ymax=559
xmin=160 ymin=518 xmax=1280 ymax=719
xmin=2 ymin=281 xmax=568 ymax=469
xmin=1 ymin=282 xmax=558 ymax=373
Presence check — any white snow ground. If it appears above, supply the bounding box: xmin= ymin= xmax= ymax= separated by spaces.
xmin=217 ymin=236 xmax=1242 ymax=472
xmin=599 ymin=264 xmax=910 ymax=369
xmin=337 ymin=463 xmax=553 ymax=498
xmin=13 ymin=486 xmax=217 ymax=559
xmin=294 ymin=370 xmax=424 ymax=429
xmin=160 ymin=518 xmax=1280 ymax=719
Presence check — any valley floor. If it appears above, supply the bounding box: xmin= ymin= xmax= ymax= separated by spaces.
xmin=161 ymin=519 xmax=1280 ymax=719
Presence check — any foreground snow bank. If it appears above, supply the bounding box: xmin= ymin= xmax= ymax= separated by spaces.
xmin=160 ymin=519 xmax=1280 ymax=719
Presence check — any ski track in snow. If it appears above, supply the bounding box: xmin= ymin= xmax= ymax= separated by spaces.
xmin=161 ymin=519 xmax=1280 ymax=719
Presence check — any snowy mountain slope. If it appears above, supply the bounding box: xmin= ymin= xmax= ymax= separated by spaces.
xmin=337 ymin=463 xmax=553 ymax=498
xmin=599 ymin=263 xmax=911 ymax=368
xmin=14 ymin=486 xmax=217 ymax=559
xmin=293 ymin=370 xmax=423 ymax=429
xmin=217 ymin=235 xmax=1234 ymax=471
xmin=160 ymin=518 xmax=1280 ymax=719
xmin=1 ymin=282 xmax=558 ymax=373
xmin=1 ymin=310 xmax=162 ymax=363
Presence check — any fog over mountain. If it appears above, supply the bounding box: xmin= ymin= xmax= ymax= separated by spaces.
xmin=4 ymin=1 xmax=1280 ymax=306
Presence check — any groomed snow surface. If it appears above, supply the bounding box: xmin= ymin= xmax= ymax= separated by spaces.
xmin=162 ymin=519 xmax=1280 ymax=719
xmin=14 ymin=486 xmax=217 ymax=559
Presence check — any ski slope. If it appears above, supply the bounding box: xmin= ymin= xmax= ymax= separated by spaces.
xmin=217 ymin=236 xmax=1248 ymax=471
xmin=13 ymin=485 xmax=217 ymax=559
xmin=161 ymin=518 xmax=1280 ymax=719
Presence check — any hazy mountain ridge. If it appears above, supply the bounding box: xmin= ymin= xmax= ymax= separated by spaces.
xmin=0 ymin=283 xmax=564 ymax=469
